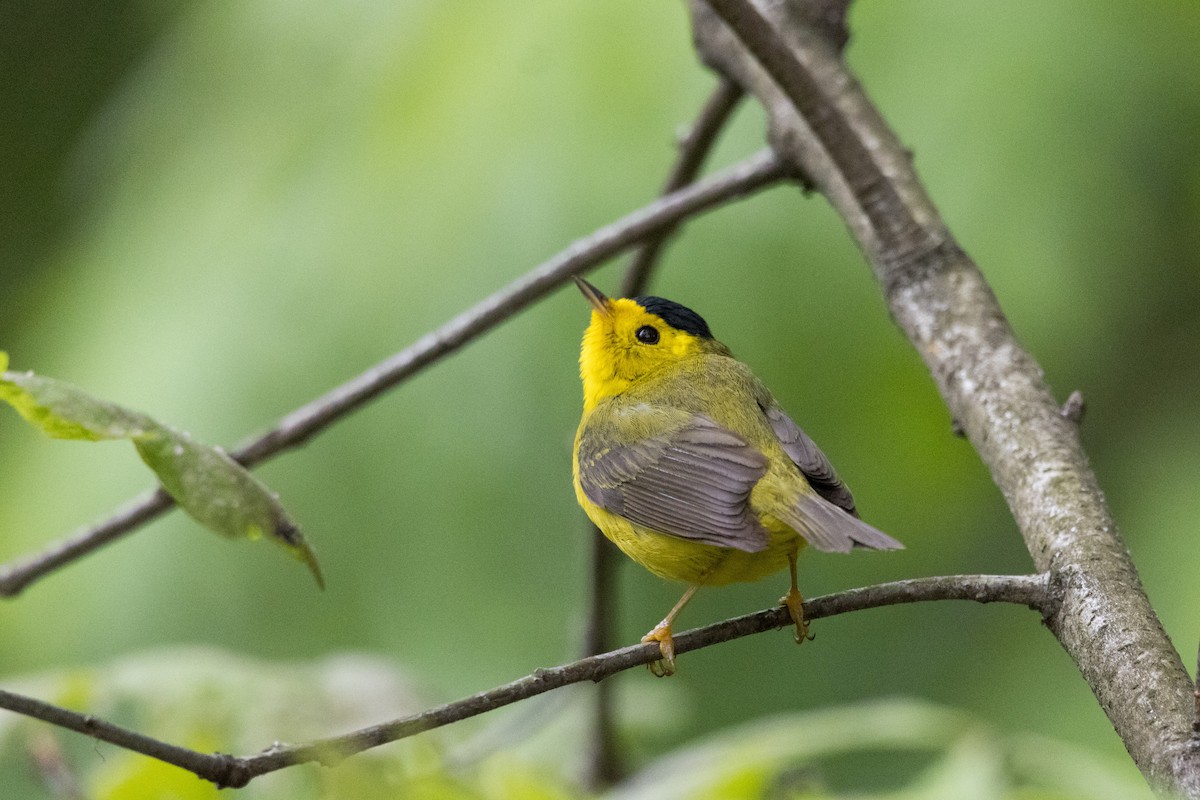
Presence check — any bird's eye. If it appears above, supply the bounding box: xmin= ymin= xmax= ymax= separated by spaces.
xmin=635 ymin=325 xmax=660 ymax=345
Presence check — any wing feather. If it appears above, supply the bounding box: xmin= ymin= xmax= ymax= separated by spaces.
xmin=577 ymin=412 xmax=771 ymax=552
xmin=762 ymin=402 xmax=859 ymax=516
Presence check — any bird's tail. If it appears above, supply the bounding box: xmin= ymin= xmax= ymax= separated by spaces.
xmin=775 ymin=493 xmax=903 ymax=553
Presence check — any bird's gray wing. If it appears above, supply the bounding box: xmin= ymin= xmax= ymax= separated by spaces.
xmin=762 ymin=402 xmax=858 ymax=516
xmin=577 ymin=410 xmax=771 ymax=552
xmin=761 ymin=402 xmax=903 ymax=552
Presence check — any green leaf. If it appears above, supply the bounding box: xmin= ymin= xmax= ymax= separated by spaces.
xmin=134 ymin=430 xmax=324 ymax=588
xmin=0 ymin=353 xmax=154 ymax=441
xmin=0 ymin=354 xmax=323 ymax=587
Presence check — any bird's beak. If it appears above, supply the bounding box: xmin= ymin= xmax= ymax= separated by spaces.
xmin=573 ymin=276 xmax=611 ymax=318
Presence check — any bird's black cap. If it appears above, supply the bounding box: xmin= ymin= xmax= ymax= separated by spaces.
xmin=635 ymin=296 xmax=714 ymax=339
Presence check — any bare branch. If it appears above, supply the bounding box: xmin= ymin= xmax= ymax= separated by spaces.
xmin=691 ymin=0 xmax=1200 ymax=793
xmin=0 ymin=150 xmax=788 ymax=599
xmin=580 ymin=524 xmax=622 ymax=789
xmin=0 ymin=488 xmax=173 ymax=598
xmin=0 ymin=687 xmax=240 ymax=787
xmin=230 ymin=153 xmax=785 ymax=466
xmin=0 ymin=574 xmax=1048 ymax=788
xmin=618 ymin=77 xmax=744 ymax=298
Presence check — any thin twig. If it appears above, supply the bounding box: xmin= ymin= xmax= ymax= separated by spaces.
xmin=0 ymin=688 xmax=239 ymax=785
xmin=0 ymin=574 xmax=1049 ymax=788
xmin=0 ymin=150 xmax=789 ymax=599
xmin=618 ymin=77 xmax=744 ymax=299
xmin=581 ymin=76 xmax=746 ymax=792
xmin=580 ymin=525 xmax=622 ymax=789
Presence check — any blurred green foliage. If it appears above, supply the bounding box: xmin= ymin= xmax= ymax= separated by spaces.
xmin=1 ymin=0 xmax=1197 ymax=796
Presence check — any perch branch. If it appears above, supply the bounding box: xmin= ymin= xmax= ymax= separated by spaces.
xmin=0 ymin=149 xmax=788 ymax=599
xmin=0 ymin=573 xmax=1048 ymax=788
xmin=691 ymin=0 xmax=1200 ymax=794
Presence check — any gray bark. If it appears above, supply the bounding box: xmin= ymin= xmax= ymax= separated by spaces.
xmin=689 ymin=1 xmax=1200 ymax=794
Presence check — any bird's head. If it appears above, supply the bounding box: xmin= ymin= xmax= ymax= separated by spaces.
xmin=575 ymin=276 xmax=729 ymax=411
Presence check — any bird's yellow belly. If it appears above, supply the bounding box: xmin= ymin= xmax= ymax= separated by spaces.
xmin=575 ymin=481 xmax=801 ymax=586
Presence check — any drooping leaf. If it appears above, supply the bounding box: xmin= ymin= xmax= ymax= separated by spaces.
xmin=134 ymin=429 xmax=324 ymax=588
xmin=0 ymin=354 xmax=323 ymax=587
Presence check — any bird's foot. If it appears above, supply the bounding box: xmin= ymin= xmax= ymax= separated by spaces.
xmin=641 ymin=621 xmax=677 ymax=677
xmin=780 ymin=587 xmax=813 ymax=644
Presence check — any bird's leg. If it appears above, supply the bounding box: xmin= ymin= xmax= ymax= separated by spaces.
xmin=780 ymin=549 xmax=812 ymax=644
xmin=642 ymin=585 xmax=699 ymax=677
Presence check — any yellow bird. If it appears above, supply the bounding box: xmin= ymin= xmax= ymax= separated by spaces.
xmin=571 ymin=277 xmax=902 ymax=675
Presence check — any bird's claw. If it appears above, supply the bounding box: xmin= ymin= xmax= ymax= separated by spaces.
xmin=642 ymin=621 xmax=677 ymax=677
xmin=780 ymin=587 xmax=813 ymax=644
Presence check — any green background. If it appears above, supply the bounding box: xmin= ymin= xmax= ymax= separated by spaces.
xmin=1 ymin=1 xmax=1198 ymax=796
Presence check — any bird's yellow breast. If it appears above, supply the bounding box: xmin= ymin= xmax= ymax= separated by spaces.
xmin=575 ymin=483 xmax=799 ymax=586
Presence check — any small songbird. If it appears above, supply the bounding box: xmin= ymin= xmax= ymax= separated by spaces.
xmin=571 ymin=277 xmax=902 ymax=675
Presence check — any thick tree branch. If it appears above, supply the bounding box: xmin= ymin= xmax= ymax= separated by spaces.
xmin=690 ymin=0 xmax=1199 ymax=794
xmin=0 ymin=150 xmax=788 ymax=599
xmin=0 ymin=574 xmax=1048 ymax=788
